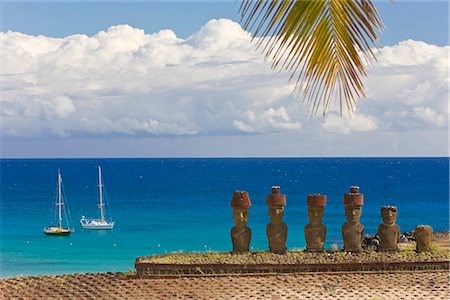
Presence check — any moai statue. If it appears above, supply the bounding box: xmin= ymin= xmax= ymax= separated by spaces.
xmin=377 ymin=206 xmax=400 ymax=251
xmin=230 ymin=191 xmax=252 ymax=253
xmin=266 ymin=186 xmax=287 ymax=254
xmin=414 ymin=225 xmax=433 ymax=253
xmin=304 ymin=194 xmax=327 ymax=252
xmin=342 ymin=186 xmax=364 ymax=253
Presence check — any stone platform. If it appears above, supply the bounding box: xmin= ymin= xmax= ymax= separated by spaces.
xmin=135 ymin=249 xmax=449 ymax=277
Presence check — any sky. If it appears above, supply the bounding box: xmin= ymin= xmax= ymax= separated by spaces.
xmin=1 ymin=0 xmax=449 ymax=158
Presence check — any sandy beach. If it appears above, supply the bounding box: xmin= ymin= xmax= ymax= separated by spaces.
xmin=1 ymin=270 xmax=448 ymax=299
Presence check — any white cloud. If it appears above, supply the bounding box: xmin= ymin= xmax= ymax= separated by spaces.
xmin=413 ymin=107 xmax=446 ymax=128
xmin=187 ymin=19 xmax=250 ymax=51
xmin=0 ymin=20 xmax=448 ymax=141
xmin=322 ymin=113 xmax=378 ymax=135
xmin=1 ymin=20 xmax=303 ymax=138
xmin=1 ymin=94 xmax=77 ymax=137
xmin=375 ymin=40 xmax=447 ymax=69
xmin=233 ymin=120 xmax=254 ymax=133
xmin=78 ymin=117 xmax=199 ymax=136
xmin=360 ymin=40 xmax=448 ymax=131
xmin=233 ymin=107 xmax=301 ymax=133
xmin=1 ymin=94 xmax=76 ymax=136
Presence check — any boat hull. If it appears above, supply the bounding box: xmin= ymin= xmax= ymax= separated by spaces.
xmin=43 ymin=227 xmax=74 ymax=236
xmin=44 ymin=231 xmax=72 ymax=236
xmin=81 ymin=224 xmax=114 ymax=230
xmin=80 ymin=218 xmax=115 ymax=230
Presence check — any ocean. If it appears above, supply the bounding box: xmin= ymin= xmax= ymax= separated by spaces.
xmin=1 ymin=158 xmax=449 ymax=277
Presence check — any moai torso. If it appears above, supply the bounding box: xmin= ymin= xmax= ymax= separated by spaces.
xmin=342 ymin=222 xmax=364 ymax=252
xmin=378 ymin=224 xmax=400 ymax=251
xmin=231 ymin=226 xmax=252 ymax=253
xmin=267 ymin=223 xmax=287 ymax=254
xmin=305 ymin=224 xmax=326 ymax=251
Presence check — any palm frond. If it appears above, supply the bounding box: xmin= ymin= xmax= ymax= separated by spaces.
xmin=239 ymin=0 xmax=384 ymax=116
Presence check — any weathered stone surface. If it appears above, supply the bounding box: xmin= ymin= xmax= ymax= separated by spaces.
xmin=230 ymin=191 xmax=251 ymax=209
xmin=231 ymin=191 xmax=252 ymax=253
xmin=305 ymin=194 xmax=327 ymax=252
xmin=414 ymin=225 xmax=433 ymax=252
xmin=266 ymin=186 xmax=286 ymax=206
xmin=3 ymin=270 xmax=450 ymax=300
xmin=378 ymin=206 xmax=400 ymax=251
xmin=343 ymin=186 xmax=364 ymax=206
xmin=266 ymin=186 xmax=287 ymax=254
xmin=306 ymin=194 xmax=327 ymax=207
xmin=342 ymin=186 xmax=364 ymax=253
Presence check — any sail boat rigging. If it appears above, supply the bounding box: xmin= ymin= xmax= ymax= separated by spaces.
xmin=80 ymin=166 xmax=115 ymax=230
xmin=43 ymin=169 xmax=74 ymax=236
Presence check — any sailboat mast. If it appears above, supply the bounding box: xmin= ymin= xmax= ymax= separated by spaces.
xmin=58 ymin=169 xmax=62 ymax=229
xmin=98 ymin=166 xmax=105 ymax=222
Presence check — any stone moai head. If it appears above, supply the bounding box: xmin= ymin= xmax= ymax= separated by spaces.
xmin=307 ymin=194 xmax=327 ymax=225
xmin=344 ymin=186 xmax=364 ymax=224
xmin=231 ymin=191 xmax=251 ymax=228
xmin=414 ymin=225 xmax=433 ymax=252
xmin=381 ymin=206 xmax=398 ymax=225
xmin=266 ymin=186 xmax=286 ymax=224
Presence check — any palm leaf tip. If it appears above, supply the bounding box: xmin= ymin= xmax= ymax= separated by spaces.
xmin=239 ymin=0 xmax=384 ymax=116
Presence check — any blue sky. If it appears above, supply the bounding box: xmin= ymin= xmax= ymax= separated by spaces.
xmin=1 ymin=0 xmax=448 ymax=45
xmin=1 ymin=1 xmax=449 ymax=158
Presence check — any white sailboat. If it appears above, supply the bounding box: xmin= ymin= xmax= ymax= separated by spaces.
xmin=44 ymin=169 xmax=74 ymax=236
xmin=80 ymin=166 xmax=115 ymax=230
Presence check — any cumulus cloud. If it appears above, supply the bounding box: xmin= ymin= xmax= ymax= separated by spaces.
xmin=0 ymin=20 xmax=448 ymax=139
xmin=233 ymin=107 xmax=301 ymax=133
xmin=322 ymin=113 xmax=378 ymax=135
xmin=2 ymin=94 xmax=76 ymax=136
xmin=1 ymin=20 xmax=303 ymax=137
xmin=361 ymin=40 xmax=448 ymax=131
xmin=413 ymin=107 xmax=446 ymax=128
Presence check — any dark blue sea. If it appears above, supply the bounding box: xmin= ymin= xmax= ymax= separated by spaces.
xmin=1 ymin=158 xmax=449 ymax=277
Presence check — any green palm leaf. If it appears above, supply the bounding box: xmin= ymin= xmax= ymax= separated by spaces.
xmin=239 ymin=0 xmax=384 ymax=116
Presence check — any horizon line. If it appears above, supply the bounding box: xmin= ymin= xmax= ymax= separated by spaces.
xmin=1 ymin=156 xmax=448 ymax=160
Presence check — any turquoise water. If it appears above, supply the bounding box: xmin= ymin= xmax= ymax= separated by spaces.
xmin=1 ymin=158 xmax=449 ymax=277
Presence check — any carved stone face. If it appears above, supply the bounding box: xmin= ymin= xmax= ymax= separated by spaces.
xmin=233 ymin=209 xmax=249 ymax=228
xmin=308 ymin=207 xmax=324 ymax=225
xmin=381 ymin=208 xmax=397 ymax=225
xmin=345 ymin=205 xmax=362 ymax=224
xmin=268 ymin=205 xmax=284 ymax=224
